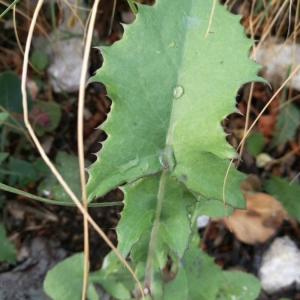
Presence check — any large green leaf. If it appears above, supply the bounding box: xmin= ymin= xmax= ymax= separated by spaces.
xmin=87 ymin=0 xmax=263 ymax=207
xmin=85 ymin=1 xmax=263 ymax=298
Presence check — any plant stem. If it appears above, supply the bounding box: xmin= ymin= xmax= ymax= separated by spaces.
xmin=144 ymin=171 xmax=167 ymax=291
xmin=0 ymin=183 xmax=122 ymax=207
xmin=127 ymin=0 xmax=137 ymax=15
xmin=0 ymin=0 xmax=20 ymax=19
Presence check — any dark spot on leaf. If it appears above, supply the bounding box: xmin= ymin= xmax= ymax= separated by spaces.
xmin=133 ymin=122 xmax=137 ymax=126
xmin=181 ymin=174 xmax=188 ymax=181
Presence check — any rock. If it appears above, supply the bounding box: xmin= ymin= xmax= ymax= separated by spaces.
xmin=197 ymin=215 xmax=210 ymax=229
xmin=33 ymin=0 xmax=87 ymax=93
xmin=0 ymin=237 xmax=66 ymax=300
xmin=256 ymin=39 xmax=300 ymax=91
xmin=259 ymin=236 xmax=300 ymax=294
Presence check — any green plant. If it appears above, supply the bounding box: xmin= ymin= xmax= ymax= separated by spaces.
xmin=264 ymin=175 xmax=300 ymax=222
xmin=43 ymin=0 xmax=264 ymax=299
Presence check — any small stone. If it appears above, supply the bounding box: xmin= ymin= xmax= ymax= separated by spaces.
xmin=259 ymin=236 xmax=300 ymax=294
xmin=197 ymin=215 xmax=210 ymax=229
xmin=256 ymin=153 xmax=272 ymax=168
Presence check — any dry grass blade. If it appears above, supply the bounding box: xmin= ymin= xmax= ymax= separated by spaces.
xmin=77 ymin=0 xmax=99 ymax=296
xmin=205 ymin=0 xmax=217 ymax=38
xmin=20 ymin=0 xmax=145 ymax=298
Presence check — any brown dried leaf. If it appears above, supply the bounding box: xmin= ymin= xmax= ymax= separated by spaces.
xmin=216 ymin=192 xmax=287 ymax=244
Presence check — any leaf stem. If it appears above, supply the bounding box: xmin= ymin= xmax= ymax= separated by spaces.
xmin=0 ymin=183 xmax=122 ymax=207
xmin=127 ymin=0 xmax=137 ymax=15
xmin=0 ymin=0 xmax=19 ymax=19
xmin=144 ymin=171 xmax=167 ymax=291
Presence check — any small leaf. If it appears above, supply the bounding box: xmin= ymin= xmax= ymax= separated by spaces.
xmin=264 ymin=175 xmax=300 ymax=222
xmin=8 ymin=157 xmax=38 ymax=187
xmin=270 ymin=103 xmax=300 ymax=148
xmin=0 ymin=71 xmax=32 ymax=114
xmin=89 ymin=251 xmax=133 ymax=299
xmin=30 ymin=50 xmax=49 ymax=71
xmin=44 ymin=253 xmax=84 ymax=300
xmin=38 ymin=152 xmax=90 ymax=202
xmin=217 ymin=270 xmax=261 ymax=300
xmin=31 ymin=101 xmax=62 ymax=136
xmin=164 ymin=242 xmax=224 ymax=300
xmin=246 ymin=132 xmax=264 ymax=156
xmin=0 ymin=152 xmax=9 ymax=164
xmin=0 ymin=224 xmax=16 ymax=264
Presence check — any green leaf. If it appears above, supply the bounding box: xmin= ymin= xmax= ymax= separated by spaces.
xmin=264 ymin=175 xmax=300 ymax=222
xmin=164 ymin=243 xmax=224 ymax=300
xmin=89 ymin=251 xmax=133 ymax=300
xmin=30 ymin=50 xmax=49 ymax=71
xmin=38 ymin=152 xmax=90 ymax=203
xmin=0 ymin=224 xmax=16 ymax=264
xmin=0 ymin=71 xmax=32 ymax=114
xmin=0 ymin=112 xmax=9 ymax=126
xmin=0 ymin=152 xmax=9 ymax=163
xmin=8 ymin=156 xmax=38 ymax=187
xmin=246 ymin=132 xmax=264 ymax=156
xmin=44 ymin=253 xmax=83 ymax=300
xmin=87 ymin=0 xmax=263 ymax=208
xmin=270 ymin=103 xmax=300 ymax=148
xmin=217 ymin=270 xmax=261 ymax=300
xmin=117 ymin=174 xmax=195 ymax=297
xmin=117 ymin=174 xmax=194 ymax=259
xmin=195 ymin=196 xmax=234 ymax=218
xmin=31 ymin=100 xmax=62 ymax=136
xmin=89 ymin=251 xmax=134 ymax=300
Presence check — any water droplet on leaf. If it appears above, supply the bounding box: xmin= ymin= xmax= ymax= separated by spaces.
xmin=172 ymin=86 xmax=184 ymax=98
xmin=118 ymin=155 xmax=140 ymax=174
xmin=169 ymin=41 xmax=175 ymax=48
xmin=156 ymin=145 xmax=176 ymax=171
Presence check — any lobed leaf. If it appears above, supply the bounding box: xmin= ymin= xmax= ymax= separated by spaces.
xmin=117 ymin=174 xmax=195 ymax=297
xmin=86 ymin=0 xmax=264 ymax=298
xmin=87 ymin=0 xmax=263 ymax=207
